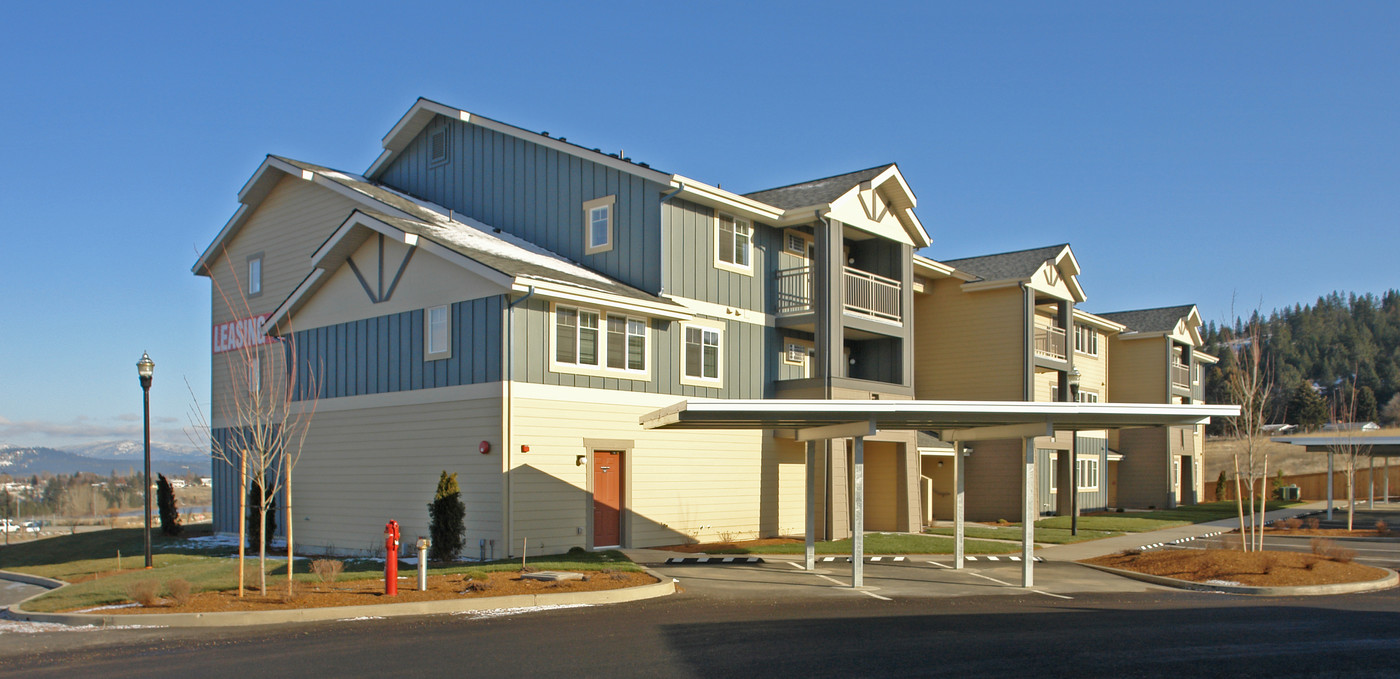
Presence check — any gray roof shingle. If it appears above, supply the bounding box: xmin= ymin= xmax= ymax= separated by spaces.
xmin=941 ymin=244 xmax=1069 ymax=282
xmin=743 ymin=164 xmax=894 ymax=210
xmin=1096 ymin=305 xmax=1196 ymax=333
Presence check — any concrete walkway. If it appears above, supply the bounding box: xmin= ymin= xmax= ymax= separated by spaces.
xmin=1037 ymin=501 xmax=1330 ymax=562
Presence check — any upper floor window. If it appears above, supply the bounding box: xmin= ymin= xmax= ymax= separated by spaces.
xmin=247 ymin=254 xmax=263 ymax=297
xmin=715 ymin=213 xmax=752 ymax=275
xmin=1074 ymin=326 xmax=1098 ymax=356
xmin=583 ymin=196 xmax=615 ymax=255
xmin=1076 ymin=389 xmax=1100 ymax=403
xmin=681 ymin=323 xmax=722 ymax=386
xmin=426 ymin=305 xmax=451 ymax=359
xmin=552 ymin=304 xmax=649 ymax=379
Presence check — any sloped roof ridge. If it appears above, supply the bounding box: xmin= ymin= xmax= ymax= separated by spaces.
xmin=1095 ymin=305 xmax=1197 ymax=333
xmin=740 ymin=164 xmax=897 ymax=210
xmin=742 ymin=163 xmax=895 ymax=198
xmin=941 ymin=243 xmax=1070 ymax=282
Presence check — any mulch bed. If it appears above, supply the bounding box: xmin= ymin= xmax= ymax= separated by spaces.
xmin=1085 ymin=548 xmax=1388 ymax=587
xmin=64 ymin=570 xmax=657 ymax=615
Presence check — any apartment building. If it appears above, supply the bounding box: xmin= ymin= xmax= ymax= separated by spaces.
xmin=194 ymin=98 xmax=929 ymax=556
xmin=194 ymin=98 xmax=1216 ymax=555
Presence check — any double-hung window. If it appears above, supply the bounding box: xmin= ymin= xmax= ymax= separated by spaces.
xmin=682 ymin=325 xmax=721 ymax=384
xmin=556 ymin=307 xmax=600 ymax=366
xmin=606 ymin=315 xmax=647 ymax=372
xmin=247 ymin=254 xmax=263 ymax=296
xmin=1074 ymin=326 xmax=1098 ymax=355
xmin=583 ymin=196 xmax=615 ymax=255
xmin=426 ymin=305 xmax=451 ymax=359
xmin=715 ymin=213 xmax=752 ymax=274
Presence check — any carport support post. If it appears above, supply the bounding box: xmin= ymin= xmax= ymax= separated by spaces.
xmin=953 ymin=440 xmax=965 ymax=570
xmin=1370 ymin=455 xmax=1376 ymax=506
xmin=852 ymin=435 xmax=865 ymax=588
xmin=1327 ymin=450 xmax=1334 ymax=520
xmin=805 ymin=440 xmax=816 ymax=572
xmin=1022 ymin=437 xmax=1036 ymax=587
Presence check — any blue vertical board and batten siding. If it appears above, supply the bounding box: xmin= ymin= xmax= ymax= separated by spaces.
xmin=661 ymin=197 xmax=777 ymax=312
xmin=291 ymin=297 xmax=504 ymax=400
xmin=377 ymin=117 xmax=666 ymax=294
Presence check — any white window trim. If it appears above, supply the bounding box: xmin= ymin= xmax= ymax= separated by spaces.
xmin=782 ymin=338 xmax=813 ymax=367
xmin=679 ymin=319 xmax=724 ymax=388
xmin=1048 ymin=452 xmax=1058 ymax=493
xmin=583 ymin=195 xmax=615 ymax=256
xmin=1076 ymin=389 xmax=1100 ymax=403
xmin=1077 ymin=457 xmax=1100 ymax=491
xmin=247 ymin=253 xmax=263 ymax=297
xmin=714 ymin=212 xmax=753 ymax=276
xmin=548 ymin=302 xmax=650 ymax=380
xmin=425 ymin=305 xmax=452 ymax=360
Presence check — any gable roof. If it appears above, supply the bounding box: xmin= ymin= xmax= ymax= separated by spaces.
xmin=743 ymin=164 xmax=895 ymax=210
xmin=942 ymin=244 xmax=1072 ymax=283
xmin=1097 ymin=305 xmax=1198 ymax=334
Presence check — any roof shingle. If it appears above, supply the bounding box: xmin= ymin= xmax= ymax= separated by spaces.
xmin=1096 ymin=305 xmax=1197 ymax=333
xmin=742 ymin=164 xmax=894 ymax=210
xmin=941 ymin=244 xmax=1070 ymax=282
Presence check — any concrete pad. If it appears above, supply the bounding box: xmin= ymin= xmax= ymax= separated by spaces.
xmin=520 ymin=571 xmax=585 ymax=582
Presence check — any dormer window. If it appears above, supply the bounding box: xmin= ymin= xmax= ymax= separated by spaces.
xmin=583 ymin=196 xmax=615 ymax=255
xmin=715 ymin=213 xmax=752 ymax=275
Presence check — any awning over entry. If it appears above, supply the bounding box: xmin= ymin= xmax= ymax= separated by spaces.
xmin=641 ymin=399 xmax=1239 ymax=590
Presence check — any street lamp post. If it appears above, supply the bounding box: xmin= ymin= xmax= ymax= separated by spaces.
xmin=1068 ymin=368 xmax=1082 ymax=536
xmin=137 ymin=352 xmax=155 ymax=569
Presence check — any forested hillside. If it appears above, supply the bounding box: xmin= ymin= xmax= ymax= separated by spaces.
xmin=1202 ymin=290 xmax=1400 ymax=430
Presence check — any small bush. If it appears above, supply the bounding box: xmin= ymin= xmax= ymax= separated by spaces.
xmin=1311 ymin=538 xmax=1357 ymax=563
xmin=567 ymin=546 xmax=587 ymax=556
xmin=166 ymin=578 xmax=192 ymax=607
xmin=127 ymin=580 xmax=161 ymax=607
xmin=428 ymin=471 xmax=465 ymax=562
xmin=156 ymin=474 xmax=183 ymax=537
xmin=1375 ymin=520 xmax=1390 ymax=536
xmin=1282 ymin=517 xmax=1303 ymax=531
xmin=278 ymin=581 xmax=305 ymax=605
xmin=1306 ymin=517 xmax=1321 ymax=530
xmin=310 ymin=559 xmax=344 ymax=583
xmin=462 ymin=579 xmax=493 ymax=593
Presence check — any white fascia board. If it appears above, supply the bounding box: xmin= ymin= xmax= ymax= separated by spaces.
xmin=323 ymin=211 xmax=515 ymax=288
xmin=1074 ymin=309 xmax=1126 ymax=333
xmin=1195 ymin=351 xmax=1220 ymax=364
xmin=1054 ymin=246 xmax=1082 ymax=277
xmin=512 ymin=279 xmax=693 ymax=321
xmin=195 ymin=156 xmax=317 ymax=275
xmin=902 ymin=208 xmax=932 ymax=248
xmin=192 ymin=203 xmax=251 ymax=275
xmin=912 ymin=254 xmax=957 ymax=279
xmin=959 ymin=278 xmax=1023 ymax=293
xmin=867 ymin=165 xmax=917 ymax=210
xmin=669 ymin=176 xmax=785 ymax=222
xmin=369 ymin=98 xmax=674 ymax=185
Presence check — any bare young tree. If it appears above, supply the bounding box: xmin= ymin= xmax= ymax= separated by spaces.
xmin=1327 ymin=381 xmax=1373 ymax=531
xmin=1224 ymin=312 xmax=1273 ymax=552
xmin=187 ymin=251 xmax=320 ymax=596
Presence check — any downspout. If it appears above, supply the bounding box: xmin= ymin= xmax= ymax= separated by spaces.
xmin=502 ymin=286 xmax=536 ymax=557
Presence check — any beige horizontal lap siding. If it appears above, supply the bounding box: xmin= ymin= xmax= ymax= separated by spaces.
xmin=509 ymin=388 xmax=799 ymax=551
xmin=914 ymin=282 xmax=1022 ymax=400
xmin=291 ymin=393 xmax=503 ymax=556
xmin=1114 ymin=427 xmax=1170 ymax=508
xmin=1074 ymin=333 xmax=1109 ymax=401
xmin=963 ymin=439 xmax=1028 ymax=522
xmin=208 ymin=176 xmax=362 ymax=428
xmin=862 ymin=441 xmax=900 ymax=531
xmin=1107 ymin=336 xmax=1167 ymax=404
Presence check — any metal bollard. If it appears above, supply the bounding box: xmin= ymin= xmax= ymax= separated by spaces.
xmin=417 ymin=537 xmax=431 ymax=591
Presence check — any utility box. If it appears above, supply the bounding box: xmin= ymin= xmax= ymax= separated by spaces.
xmin=1281 ymin=485 xmax=1301 ymax=501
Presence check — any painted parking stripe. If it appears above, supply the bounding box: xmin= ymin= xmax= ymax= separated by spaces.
xmin=859 ymin=589 xmax=893 ymax=601
xmin=927 ymin=560 xmax=952 ymax=568
xmin=664 ymin=557 xmax=764 ymax=564
xmin=986 ymin=556 xmax=999 ymax=561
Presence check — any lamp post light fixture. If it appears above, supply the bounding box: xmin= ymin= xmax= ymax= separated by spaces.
xmin=137 ymin=352 xmax=155 ymax=569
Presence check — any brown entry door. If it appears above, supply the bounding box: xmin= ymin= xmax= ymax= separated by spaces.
xmin=593 ymin=451 xmax=622 ymax=547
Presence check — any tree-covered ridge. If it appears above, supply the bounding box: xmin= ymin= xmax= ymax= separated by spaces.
xmin=1202 ymin=290 xmax=1400 ymax=428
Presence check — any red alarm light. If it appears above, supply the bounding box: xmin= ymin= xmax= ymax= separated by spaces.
xmin=479 ymin=440 xmax=491 ymax=454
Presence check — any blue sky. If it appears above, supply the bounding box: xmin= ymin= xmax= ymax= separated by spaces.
xmin=1 ymin=2 xmax=1396 ymax=448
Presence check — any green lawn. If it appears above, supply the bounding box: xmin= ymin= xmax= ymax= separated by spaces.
xmin=696 ymin=532 xmax=1022 ymax=555
xmin=1033 ymin=500 xmax=1305 ymax=533
xmin=924 ymin=525 xmax=1122 ymax=544
xmin=2 ymin=525 xmax=641 ymax=613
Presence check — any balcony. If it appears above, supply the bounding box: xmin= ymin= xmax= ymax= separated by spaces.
xmin=775 ymin=265 xmax=902 ymax=322
xmin=1171 ymin=362 xmax=1191 ymax=389
xmin=1034 ymin=325 xmax=1067 ymax=361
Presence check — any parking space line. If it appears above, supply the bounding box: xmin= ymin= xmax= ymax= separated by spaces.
xmin=816 ymin=574 xmax=846 ymax=587
xmin=957 ymin=567 xmax=1073 ymax=600
xmin=859 ymin=589 xmax=892 ymax=601
xmin=927 ymin=561 xmax=952 ymax=568
xmin=786 ymin=561 xmax=805 ymax=570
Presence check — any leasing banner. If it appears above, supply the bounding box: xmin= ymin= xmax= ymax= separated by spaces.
xmin=212 ymin=313 xmax=276 ymax=354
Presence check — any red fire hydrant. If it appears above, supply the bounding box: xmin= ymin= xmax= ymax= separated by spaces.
xmin=384 ymin=520 xmax=401 ymax=596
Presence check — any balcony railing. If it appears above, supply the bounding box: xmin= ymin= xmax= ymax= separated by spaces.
xmin=774 ymin=265 xmax=902 ymax=322
xmin=1034 ymin=325 xmax=1067 ymax=361
xmin=1171 ymin=362 xmax=1191 ymax=389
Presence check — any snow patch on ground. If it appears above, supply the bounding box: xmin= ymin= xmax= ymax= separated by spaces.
xmin=0 ymin=617 xmax=153 ymax=634
xmin=1204 ymin=579 xmax=1242 ymax=587
xmin=337 ymin=616 xmax=384 ymax=621
xmin=453 ymin=604 xmax=592 ymax=620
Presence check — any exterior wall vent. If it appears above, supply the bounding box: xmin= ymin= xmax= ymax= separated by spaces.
xmin=429 ymin=126 xmax=450 ymax=167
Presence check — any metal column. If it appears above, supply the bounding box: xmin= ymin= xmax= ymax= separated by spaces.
xmin=1022 ymin=437 xmax=1036 ymax=587
xmin=1370 ymin=455 xmax=1376 ymax=506
xmin=805 ymin=440 xmax=816 ymax=571
xmin=953 ymin=441 xmax=965 ymax=570
xmin=1327 ymin=451 xmax=1334 ymax=520
xmin=852 ymin=435 xmax=865 ymax=588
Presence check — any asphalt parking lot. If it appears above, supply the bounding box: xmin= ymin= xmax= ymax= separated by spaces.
xmin=649 ymin=553 xmax=1164 ymax=602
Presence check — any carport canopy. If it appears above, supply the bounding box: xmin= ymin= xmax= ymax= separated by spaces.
xmin=641 ymin=400 xmax=1239 ymax=589
xmin=1275 ymin=435 xmax=1400 ymax=520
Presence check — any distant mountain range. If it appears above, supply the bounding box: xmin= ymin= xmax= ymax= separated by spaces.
xmin=0 ymin=442 xmax=209 ymax=478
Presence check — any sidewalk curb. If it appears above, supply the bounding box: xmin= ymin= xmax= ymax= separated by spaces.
xmin=4 ymin=567 xmax=674 ymax=628
xmin=1079 ymin=562 xmax=1399 ymax=596
xmin=0 ymin=569 xmax=67 ymax=590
